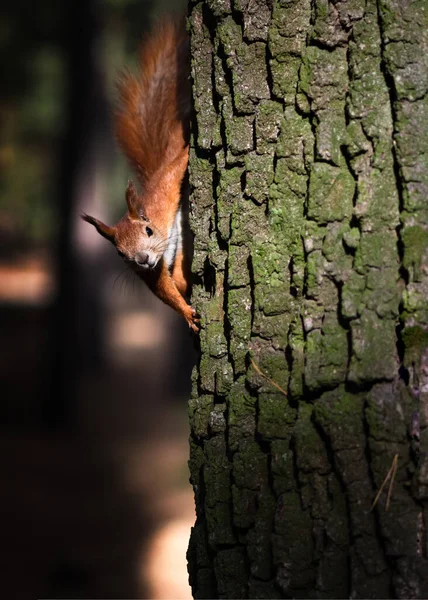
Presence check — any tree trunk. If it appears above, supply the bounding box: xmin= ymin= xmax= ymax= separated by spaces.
xmin=187 ymin=0 xmax=427 ymax=598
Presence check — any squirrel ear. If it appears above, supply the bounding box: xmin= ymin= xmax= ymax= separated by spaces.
xmin=125 ymin=180 xmax=141 ymax=219
xmin=81 ymin=214 xmax=116 ymax=243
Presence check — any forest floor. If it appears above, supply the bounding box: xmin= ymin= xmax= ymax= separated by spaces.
xmin=0 ymin=254 xmax=195 ymax=599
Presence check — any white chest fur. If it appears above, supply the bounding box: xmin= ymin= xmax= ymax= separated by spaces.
xmin=163 ymin=208 xmax=183 ymax=269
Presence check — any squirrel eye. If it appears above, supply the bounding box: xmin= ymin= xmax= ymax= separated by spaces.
xmin=146 ymin=226 xmax=153 ymax=237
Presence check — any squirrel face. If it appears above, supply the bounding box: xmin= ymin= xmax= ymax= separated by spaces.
xmin=115 ymin=215 xmax=165 ymax=271
xmin=82 ymin=180 xmax=166 ymax=271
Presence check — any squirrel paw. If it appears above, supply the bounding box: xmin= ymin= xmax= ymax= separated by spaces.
xmin=185 ymin=306 xmax=200 ymax=333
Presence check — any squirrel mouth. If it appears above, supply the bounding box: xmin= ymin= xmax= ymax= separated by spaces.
xmin=137 ymin=262 xmax=155 ymax=271
xmin=134 ymin=251 xmax=158 ymax=270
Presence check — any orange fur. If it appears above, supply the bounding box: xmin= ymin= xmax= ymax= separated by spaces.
xmin=115 ymin=19 xmax=190 ymax=190
xmin=171 ymin=249 xmax=189 ymax=297
xmin=144 ymin=258 xmax=198 ymax=331
xmin=82 ymin=18 xmax=199 ymax=332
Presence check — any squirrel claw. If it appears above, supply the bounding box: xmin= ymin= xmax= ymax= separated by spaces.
xmin=186 ymin=306 xmax=200 ymax=333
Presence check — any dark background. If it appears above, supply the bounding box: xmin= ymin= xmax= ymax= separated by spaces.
xmin=0 ymin=0 xmax=196 ymax=597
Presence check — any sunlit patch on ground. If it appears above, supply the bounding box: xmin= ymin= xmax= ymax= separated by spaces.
xmin=107 ymin=438 xmax=195 ymax=599
xmin=107 ymin=310 xmax=167 ymax=352
xmin=0 ymin=258 xmax=54 ymax=304
xmin=144 ymin=516 xmax=194 ymax=599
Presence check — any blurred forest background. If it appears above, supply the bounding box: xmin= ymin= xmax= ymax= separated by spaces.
xmin=0 ymin=0 xmax=196 ymax=598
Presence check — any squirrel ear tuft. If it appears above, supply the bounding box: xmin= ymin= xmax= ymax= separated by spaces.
xmin=125 ymin=180 xmax=141 ymax=219
xmin=81 ymin=214 xmax=116 ymax=243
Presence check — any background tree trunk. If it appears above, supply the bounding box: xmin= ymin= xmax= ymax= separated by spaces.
xmin=187 ymin=0 xmax=427 ymax=598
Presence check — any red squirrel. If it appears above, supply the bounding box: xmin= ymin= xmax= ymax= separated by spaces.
xmin=82 ymin=19 xmax=199 ymax=332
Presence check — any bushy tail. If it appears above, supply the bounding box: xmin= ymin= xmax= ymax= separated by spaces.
xmin=115 ymin=18 xmax=190 ymax=189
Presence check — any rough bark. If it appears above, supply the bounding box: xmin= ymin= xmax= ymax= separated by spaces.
xmin=187 ymin=1 xmax=428 ymax=598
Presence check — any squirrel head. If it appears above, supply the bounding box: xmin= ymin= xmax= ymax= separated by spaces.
xmin=82 ymin=180 xmax=166 ymax=271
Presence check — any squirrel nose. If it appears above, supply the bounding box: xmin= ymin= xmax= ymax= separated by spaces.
xmin=135 ymin=252 xmax=149 ymax=267
xmin=135 ymin=251 xmax=150 ymax=267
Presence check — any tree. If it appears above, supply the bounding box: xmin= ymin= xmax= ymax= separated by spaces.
xmin=186 ymin=0 xmax=427 ymax=598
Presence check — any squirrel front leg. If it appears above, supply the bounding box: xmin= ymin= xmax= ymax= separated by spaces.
xmin=171 ymin=249 xmax=190 ymax=297
xmin=145 ymin=259 xmax=199 ymax=332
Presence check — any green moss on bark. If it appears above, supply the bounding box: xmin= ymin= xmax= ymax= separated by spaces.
xmin=188 ymin=0 xmax=427 ymax=597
